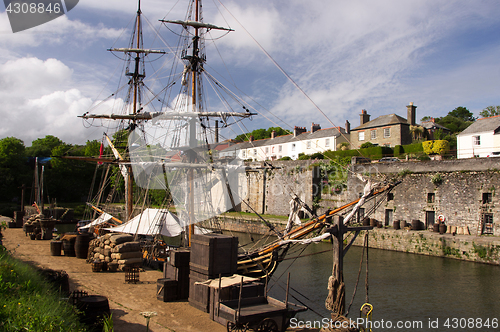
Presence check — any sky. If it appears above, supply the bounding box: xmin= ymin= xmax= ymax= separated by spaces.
xmin=1 ymin=0 xmax=500 ymax=146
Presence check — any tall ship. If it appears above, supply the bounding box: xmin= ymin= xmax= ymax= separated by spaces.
xmin=78 ymin=0 xmax=398 ymax=282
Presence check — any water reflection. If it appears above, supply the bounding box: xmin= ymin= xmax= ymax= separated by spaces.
xmin=232 ymin=231 xmax=499 ymax=331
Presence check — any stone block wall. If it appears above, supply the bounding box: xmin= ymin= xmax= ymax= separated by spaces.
xmin=351 ymin=229 xmax=500 ymax=265
xmin=341 ymin=169 xmax=500 ymax=236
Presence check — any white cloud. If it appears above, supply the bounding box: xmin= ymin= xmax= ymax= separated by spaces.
xmin=0 ymin=57 xmax=96 ymax=144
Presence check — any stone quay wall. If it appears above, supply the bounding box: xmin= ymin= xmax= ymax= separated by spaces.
xmin=350 ymin=228 xmax=500 ymax=265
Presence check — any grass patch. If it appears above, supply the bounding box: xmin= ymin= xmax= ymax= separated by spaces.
xmin=0 ymin=245 xmax=87 ymax=331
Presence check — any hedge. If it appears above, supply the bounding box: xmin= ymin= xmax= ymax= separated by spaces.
xmin=324 ymin=146 xmax=393 ymax=160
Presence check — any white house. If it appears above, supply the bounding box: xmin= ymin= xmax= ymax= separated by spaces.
xmin=457 ymin=116 xmax=500 ymax=159
xmin=220 ymin=123 xmax=349 ymax=161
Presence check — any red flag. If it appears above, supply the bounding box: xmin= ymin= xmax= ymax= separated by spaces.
xmin=98 ymin=142 xmax=104 ymax=165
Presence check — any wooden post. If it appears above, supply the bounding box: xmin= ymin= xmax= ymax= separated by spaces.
xmin=332 ymin=215 xmax=345 ymax=315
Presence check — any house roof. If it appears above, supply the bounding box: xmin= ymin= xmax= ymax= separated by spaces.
xmin=352 ymin=114 xmax=408 ymax=131
xmin=420 ymin=120 xmax=450 ymax=131
xmin=458 ymin=116 xmax=500 ymax=136
xmin=218 ymin=126 xmax=345 ymax=153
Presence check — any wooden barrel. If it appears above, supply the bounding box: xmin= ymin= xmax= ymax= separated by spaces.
xmin=50 ymin=241 xmax=63 ymax=256
xmin=362 ymin=217 xmax=370 ymax=226
xmin=75 ymin=234 xmax=91 ymax=259
xmin=77 ymin=295 xmax=110 ymax=330
xmin=433 ymin=224 xmax=440 ymax=232
xmin=393 ymin=220 xmax=400 ymax=230
xmin=411 ymin=220 xmax=421 ymax=231
xmin=63 ymin=239 xmax=76 ymax=257
xmin=439 ymin=224 xmax=447 ymax=234
xmin=370 ymin=218 xmax=378 ymax=227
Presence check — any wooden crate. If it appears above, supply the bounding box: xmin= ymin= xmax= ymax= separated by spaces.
xmin=169 ymin=249 xmax=190 ymax=267
xmin=190 ymin=234 xmax=238 ymax=278
xmin=165 ymin=263 xmax=190 ymax=300
xmin=188 ymin=274 xmax=211 ymax=313
xmin=157 ymin=278 xmax=178 ymax=302
xmin=209 ymin=282 xmax=265 ymax=321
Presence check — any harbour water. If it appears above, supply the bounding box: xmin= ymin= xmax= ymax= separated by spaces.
xmin=234 ymin=232 xmax=500 ymax=331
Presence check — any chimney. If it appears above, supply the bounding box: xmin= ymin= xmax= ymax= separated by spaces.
xmin=311 ymin=123 xmax=321 ymax=133
xmin=249 ymin=135 xmax=254 ymax=142
xmin=345 ymin=120 xmax=350 ymax=134
xmin=271 ymin=130 xmax=276 ymax=139
xmin=360 ymin=109 xmax=370 ymax=125
xmin=407 ymin=102 xmax=417 ymax=126
xmin=294 ymin=126 xmax=307 ymax=137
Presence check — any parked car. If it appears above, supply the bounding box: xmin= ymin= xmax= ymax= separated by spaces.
xmin=379 ymin=157 xmax=400 ymax=162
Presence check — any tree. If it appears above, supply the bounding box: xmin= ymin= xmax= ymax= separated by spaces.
xmin=235 ymin=127 xmax=291 ymax=142
xmin=448 ymin=106 xmax=475 ymax=122
xmin=0 ymin=137 xmax=31 ymax=202
xmin=409 ymin=125 xmax=424 ymax=141
xmin=479 ymin=105 xmax=500 ymax=118
xmin=26 ymin=135 xmax=63 ymax=157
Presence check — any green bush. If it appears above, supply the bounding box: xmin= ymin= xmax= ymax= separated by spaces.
xmin=422 ymin=140 xmax=450 ymax=156
xmin=309 ymin=152 xmax=325 ymax=159
xmin=394 ymin=145 xmax=403 ymax=157
xmin=0 ymin=246 xmax=87 ymax=332
xmin=324 ymin=146 xmax=392 ymax=160
xmin=360 ymin=142 xmax=375 ymax=148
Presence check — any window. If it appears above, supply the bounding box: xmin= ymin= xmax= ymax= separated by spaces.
xmin=483 ymin=192 xmax=492 ymax=204
xmin=482 ymin=213 xmax=493 ymax=235
xmin=279 ymin=145 xmax=282 ymax=152
xmin=387 ymin=193 xmax=394 ymax=201
xmin=292 ymin=143 xmax=296 ymax=151
xmin=358 ymin=131 xmax=365 ymax=141
xmin=272 ymin=146 xmax=275 ymax=153
xmin=307 ymin=141 xmax=311 ymax=149
xmin=371 ymin=130 xmax=376 ymax=140
xmin=473 ymin=135 xmax=480 ymax=146
xmin=427 ymin=193 xmax=435 ymax=203
xmin=265 ymin=147 xmax=269 ymax=154
xmin=253 ymin=149 xmax=257 ymax=156
xmin=242 ymin=150 xmax=246 ymax=158
xmin=384 ymin=128 xmax=391 ymax=138
xmin=325 ymin=139 xmax=330 ymax=147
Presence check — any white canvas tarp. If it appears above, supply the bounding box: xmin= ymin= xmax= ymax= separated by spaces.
xmin=103 ymin=208 xmax=183 ymax=237
xmin=80 ymin=212 xmax=114 ymax=230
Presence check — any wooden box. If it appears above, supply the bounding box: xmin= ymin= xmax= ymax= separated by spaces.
xmin=157 ymin=278 xmax=178 ymax=302
xmin=188 ymin=273 xmax=211 ymax=313
xmin=209 ymin=282 xmax=265 ymax=321
xmin=190 ymin=234 xmax=238 ymax=278
xmin=165 ymin=263 xmax=190 ymax=299
xmin=169 ymin=249 xmax=191 ymax=267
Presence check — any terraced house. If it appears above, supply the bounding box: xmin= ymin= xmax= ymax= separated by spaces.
xmin=219 ymin=123 xmax=349 ymax=161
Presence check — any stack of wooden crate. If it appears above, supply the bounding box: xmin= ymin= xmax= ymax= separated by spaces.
xmin=157 ymin=249 xmax=191 ymax=302
xmin=188 ymin=234 xmax=239 ymax=312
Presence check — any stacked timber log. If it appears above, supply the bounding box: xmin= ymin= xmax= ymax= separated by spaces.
xmin=188 ymin=234 xmax=239 ymax=312
xmin=87 ymin=234 xmax=143 ymax=271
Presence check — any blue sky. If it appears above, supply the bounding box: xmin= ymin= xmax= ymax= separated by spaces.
xmin=1 ymin=0 xmax=500 ymax=146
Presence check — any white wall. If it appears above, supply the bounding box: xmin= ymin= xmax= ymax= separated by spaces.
xmin=457 ymin=132 xmax=500 ymax=158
